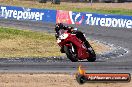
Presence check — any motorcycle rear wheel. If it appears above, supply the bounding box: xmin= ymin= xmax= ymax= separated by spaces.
xmin=64 ymin=44 xmax=78 ymax=62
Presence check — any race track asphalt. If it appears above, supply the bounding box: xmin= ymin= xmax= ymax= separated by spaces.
xmin=0 ymin=19 xmax=132 ymax=73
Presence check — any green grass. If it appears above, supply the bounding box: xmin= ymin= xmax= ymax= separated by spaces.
xmin=0 ymin=27 xmax=54 ymax=40
xmin=0 ymin=0 xmax=132 ymax=15
xmin=0 ymin=27 xmax=62 ymax=58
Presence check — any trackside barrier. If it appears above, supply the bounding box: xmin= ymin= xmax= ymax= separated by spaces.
xmin=0 ymin=5 xmax=56 ymax=23
xmin=0 ymin=5 xmax=132 ymax=28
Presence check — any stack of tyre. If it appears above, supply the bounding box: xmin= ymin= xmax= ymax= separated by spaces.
xmin=39 ymin=0 xmax=47 ymax=3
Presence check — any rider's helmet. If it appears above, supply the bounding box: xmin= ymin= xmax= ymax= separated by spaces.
xmin=55 ymin=23 xmax=64 ymax=30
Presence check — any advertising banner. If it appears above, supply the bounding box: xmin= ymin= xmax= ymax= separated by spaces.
xmin=0 ymin=5 xmax=56 ymax=23
xmin=0 ymin=5 xmax=132 ymax=28
xmin=57 ymin=10 xmax=132 ymax=28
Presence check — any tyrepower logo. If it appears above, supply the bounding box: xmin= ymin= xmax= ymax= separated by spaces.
xmin=0 ymin=6 xmax=44 ymax=20
xmin=85 ymin=14 xmax=132 ymax=28
xmin=69 ymin=12 xmax=84 ymax=24
xmin=76 ymin=65 xmax=131 ymax=84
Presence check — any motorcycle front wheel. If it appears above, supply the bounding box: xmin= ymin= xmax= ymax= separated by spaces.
xmin=64 ymin=44 xmax=78 ymax=62
xmin=87 ymin=46 xmax=96 ymax=62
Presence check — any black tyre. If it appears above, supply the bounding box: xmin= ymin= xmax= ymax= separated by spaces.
xmin=64 ymin=44 xmax=78 ymax=62
xmin=39 ymin=0 xmax=47 ymax=3
xmin=84 ymin=41 xmax=96 ymax=62
xmin=52 ymin=0 xmax=60 ymax=4
xmin=87 ymin=47 xmax=96 ymax=62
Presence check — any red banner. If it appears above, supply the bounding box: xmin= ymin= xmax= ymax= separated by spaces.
xmin=56 ymin=10 xmax=72 ymax=24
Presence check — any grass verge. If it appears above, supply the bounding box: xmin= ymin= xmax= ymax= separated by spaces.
xmin=0 ymin=27 xmax=61 ymax=58
xmin=0 ymin=26 xmax=110 ymax=58
xmin=0 ymin=0 xmax=132 ymax=15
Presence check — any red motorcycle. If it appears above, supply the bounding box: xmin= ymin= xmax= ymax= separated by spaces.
xmin=56 ymin=29 xmax=96 ymax=62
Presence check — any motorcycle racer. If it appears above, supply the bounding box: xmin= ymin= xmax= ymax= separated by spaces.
xmin=55 ymin=23 xmax=93 ymax=53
